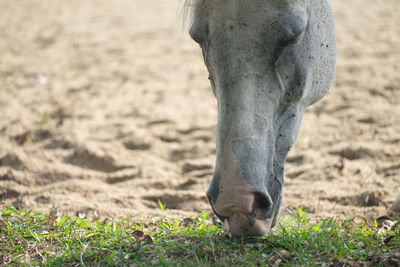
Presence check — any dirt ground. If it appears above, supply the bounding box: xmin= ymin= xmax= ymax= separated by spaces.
xmin=0 ymin=0 xmax=399 ymax=222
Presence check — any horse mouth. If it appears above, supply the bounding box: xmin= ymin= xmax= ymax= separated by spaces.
xmin=223 ymin=212 xmax=273 ymax=237
xmin=212 ymin=206 xmax=273 ymax=237
xmin=207 ymin=191 xmax=274 ymax=237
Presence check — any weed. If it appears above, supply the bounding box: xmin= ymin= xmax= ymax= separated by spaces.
xmin=0 ymin=206 xmax=399 ymax=266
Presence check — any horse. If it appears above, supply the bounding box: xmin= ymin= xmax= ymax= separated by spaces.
xmin=184 ymin=0 xmax=337 ymax=237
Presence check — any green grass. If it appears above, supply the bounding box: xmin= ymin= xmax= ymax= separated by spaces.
xmin=1 ymin=206 xmax=399 ymax=266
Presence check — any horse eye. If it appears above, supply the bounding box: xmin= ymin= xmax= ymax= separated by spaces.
xmin=272 ymin=24 xmax=306 ymax=65
xmin=189 ymin=20 xmax=208 ymax=45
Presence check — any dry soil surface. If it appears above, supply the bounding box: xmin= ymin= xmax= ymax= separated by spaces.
xmin=0 ymin=0 xmax=399 ymax=222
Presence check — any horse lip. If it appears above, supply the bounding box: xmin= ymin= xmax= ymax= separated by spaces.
xmin=227 ymin=212 xmax=273 ymax=237
xmin=212 ymin=207 xmax=274 ymax=237
xmin=206 ymin=193 xmax=271 ymax=227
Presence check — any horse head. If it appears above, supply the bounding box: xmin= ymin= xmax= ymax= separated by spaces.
xmin=187 ymin=0 xmax=336 ymax=236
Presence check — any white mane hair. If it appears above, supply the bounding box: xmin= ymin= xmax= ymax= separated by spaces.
xmin=183 ymin=0 xmax=208 ymax=26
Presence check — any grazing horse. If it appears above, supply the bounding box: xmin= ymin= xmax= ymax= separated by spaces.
xmin=185 ymin=0 xmax=336 ymax=237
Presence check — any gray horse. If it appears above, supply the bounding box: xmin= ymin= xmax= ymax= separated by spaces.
xmin=185 ymin=0 xmax=336 ymax=236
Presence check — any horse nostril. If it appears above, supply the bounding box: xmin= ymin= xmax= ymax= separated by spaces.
xmin=252 ymin=192 xmax=272 ymax=219
xmin=205 ymin=192 xmax=229 ymax=222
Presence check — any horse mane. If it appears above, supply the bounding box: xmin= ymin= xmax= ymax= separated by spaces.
xmin=183 ymin=0 xmax=208 ymax=26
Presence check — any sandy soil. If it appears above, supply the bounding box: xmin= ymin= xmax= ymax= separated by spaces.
xmin=0 ymin=0 xmax=399 ymax=222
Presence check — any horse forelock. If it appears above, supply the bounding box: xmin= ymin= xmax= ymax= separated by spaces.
xmin=183 ymin=0 xmax=208 ymax=26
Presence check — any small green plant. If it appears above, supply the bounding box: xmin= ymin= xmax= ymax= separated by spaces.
xmin=39 ymin=111 xmax=48 ymax=125
xmin=158 ymin=199 xmax=166 ymax=212
xmin=1 ymin=205 xmax=399 ymax=266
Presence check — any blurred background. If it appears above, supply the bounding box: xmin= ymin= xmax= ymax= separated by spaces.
xmin=0 ymin=0 xmax=399 ymax=221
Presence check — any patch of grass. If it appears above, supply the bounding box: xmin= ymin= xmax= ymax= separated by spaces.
xmin=1 ymin=206 xmax=399 ymax=266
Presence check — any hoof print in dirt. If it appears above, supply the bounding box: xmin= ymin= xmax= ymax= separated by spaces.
xmin=169 ymin=149 xmax=187 ymax=161
xmin=286 ymin=154 xmax=305 ymax=164
xmin=123 ymin=138 xmax=152 ymax=151
xmin=143 ymin=193 xmax=199 ymax=211
xmin=158 ymin=134 xmax=180 ymax=143
xmin=182 ymin=161 xmax=212 ymax=174
xmin=35 ymin=195 xmax=51 ymax=204
xmin=0 ymin=188 xmax=21 ymax=200
xmin=329 ymin=147 xmax=373 ymax=160
xmin=44 ymin=138 xmax=73 ymax=149
xmin=65 ymin=147 xmax=128 ymax=173
xmin=147 ymin=119 xmax=172 ymax=126
xmin=105 ymin=168 xmax=142 ymax=184
xmin=0 ymin=169 xmax=16 ymax=181
xmin=322 ymin=191 xmax=383 ymax=207
xmin=178 ymin=178 xmax=198 ymax=190
xmin=0 ymin=153 xmax=25 ymax=170
xmin=32 ymin=129 xmax=52 ymax=142
xmin=286 ymin=169 xmax=306 ymax=179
